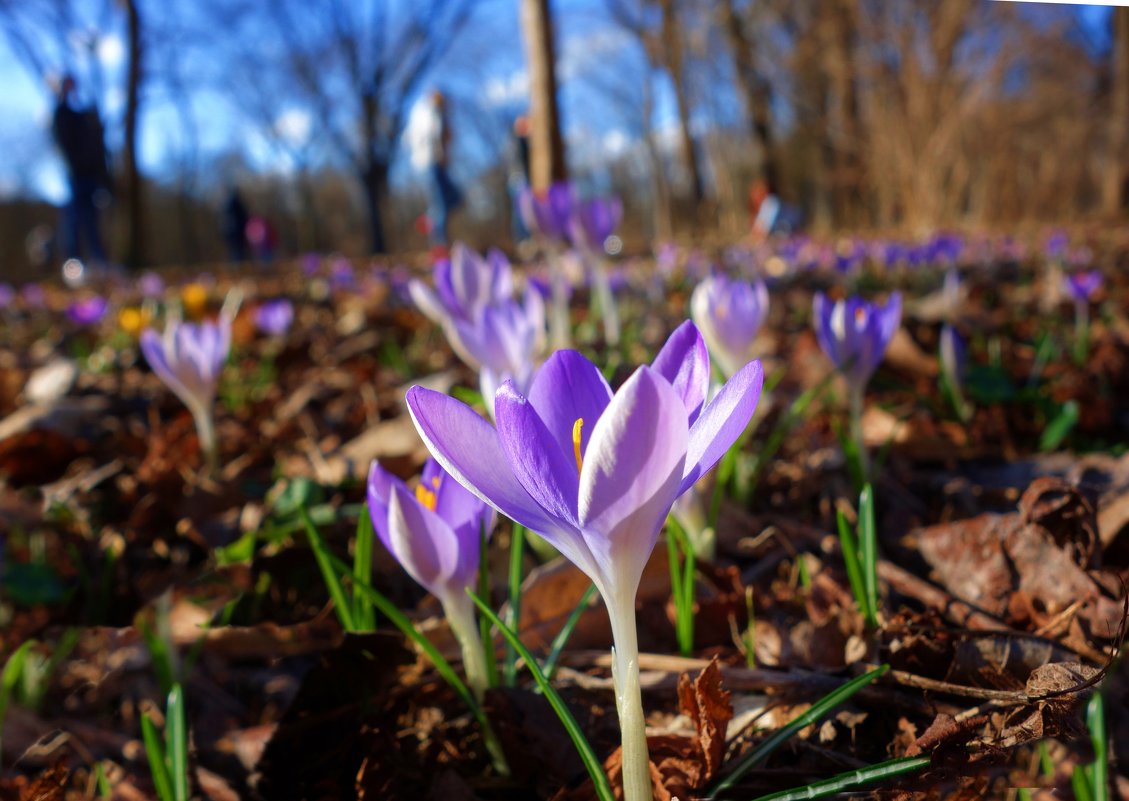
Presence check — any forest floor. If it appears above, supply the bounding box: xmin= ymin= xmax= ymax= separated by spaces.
xmin=0 ymin=250 xmax=1127 ymax=800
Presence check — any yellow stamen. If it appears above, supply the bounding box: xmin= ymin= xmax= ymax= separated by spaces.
xmin=415 ymin=482 xmax=438 ymax=511
xmin=572 ymin=418 xmax=584 ymax=476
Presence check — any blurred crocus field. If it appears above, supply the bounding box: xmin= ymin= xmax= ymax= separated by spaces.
xmin=1 ymin=2 xmax=1129 ymax=801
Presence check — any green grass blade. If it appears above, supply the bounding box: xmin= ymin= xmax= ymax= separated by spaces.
xmin=1087 ymin=692 xmax=1107 ymax=801
xmin=141 ymin=713 xmax=175 ymax=801
xmin=468 ymin=590 xmax=615 ymax=801
xmin=504 ymin=524 xmax=525 ymax=687
xmin=478 ymin=522 xmax=500 ymax=688
xmin=166 ymin=684 xmax=189 ymax=801
xmin=301 ymin=506 xmax=358 ymax=632
xmin=0 ymin=640 xmax=33 ymax=761
xmin=542 ymin=583 xmax=598 ymax=680
xmin=93 ymin=761 xmax=112 ymax=799
xmin=666 ymin=515 xmax=695 ymax=657
xmin=1073 ymin=766 xmax=1094 ymax=801
xmin=836 ymin=510 xmax=868 ymax=622
xmin=1040 ymin=400 xmax=1079 ymax=452
xmin=352 ymin=503 xmax=376 ymax=631
xmin=707 ymin=664 xmax=890 ymax=798
xmin=322 ymin=552 xmax=509 ymax=777
xmin=748 ymin=754 xmax=931 ymax=801
xmin=859 ymin=484 xmax=879 ymax=628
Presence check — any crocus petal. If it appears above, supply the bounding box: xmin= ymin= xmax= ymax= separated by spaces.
xmin=681 ymin=359 xmax=764 ymax=493
xmin=577 ymin=366 xmax=688 ymax=598
xmin=651 ymin=320 xmax=711 ymax=424
xmin=367 ymin=462 xmax=405 ymax=556
xmin=140 ymin=330 xmax=198 ymax=411
xmin=406 ymin=386 xmax=566 ymax=537
xmin=494 ymin=381 xmax=581 ymax=528
xmin=387 ymin=483 xmax=461 ymax=595
xmin=409 ymin=279 xmax=449 ymax=327
xmin=526 ymin=350 xmax=613 ymax=463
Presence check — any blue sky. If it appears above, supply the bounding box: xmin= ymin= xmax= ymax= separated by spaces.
xmin=0 ymin=0 xmax=1114 ymax=205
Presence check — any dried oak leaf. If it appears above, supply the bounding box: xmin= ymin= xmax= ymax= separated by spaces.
xmin=675 ymin=657 xmax=733 ymax=778
xmin=17 ymin=762 xmax=68 ymax=801
xmin=554 ymin=658 xmax=734 ymax=801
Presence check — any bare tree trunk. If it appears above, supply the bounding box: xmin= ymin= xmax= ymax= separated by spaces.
xmin=362 ymin=160 xmax=388 ymax=254
xmin=719 ymin=0 xmax=778 ymax=194
xmin=1104 ymin=7 xmax=1129 ymax=217
xmin=122 ymin=0 xmax=144 ymax=268
xmin=521 ymin=0 xmax=566 ymax=191
xmin=658 ymin=0 xmax=703 ymax=205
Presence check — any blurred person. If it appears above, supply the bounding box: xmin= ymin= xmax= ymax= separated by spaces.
xmin=749 ymin=180 xmax=802 ymax=242
xmin=421 ymin=90 xmax=462 ymax=252
xmin=51 ymin=74 xmax=110 ymax=267
xmin=509 ymin=115 xmax=532 ymax=246
xmin=246 ymin=215 xmax=277 ymax=263
xmin=222 ymin=187 xmax=250 ymax=262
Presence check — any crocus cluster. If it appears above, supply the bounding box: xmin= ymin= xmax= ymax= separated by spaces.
xmin=813 ymin=292 xmax=901 ymax=478
xmin=407 ymin=321 xmax=764 ymax=801
xmin=140 ymin=313 xmax=232 ymax=474
xmin=691 ymin=273 xmax=770 ymax=379
xmin=410 ymin=244 xmax=544 ymax=414
xmin=368 ymin=458 xmax=495 ymax=700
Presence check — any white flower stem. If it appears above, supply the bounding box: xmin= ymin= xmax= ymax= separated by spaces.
xmin=848 ymin=383 xmax=869 ymax=484
xmin=546 ymin=243 xmax=572 ymax=351
xmin=607 ymin=595 xmax=653 ymax=801
xmin=444 ymin=593 xmax=489 ymax=703
xmin=189 ymin=402 xmax=218 ymax=478
xmin=592 ymin=256 xmax=620 ymax=346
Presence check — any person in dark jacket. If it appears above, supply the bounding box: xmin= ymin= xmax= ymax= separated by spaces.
xmin=51 ymin=74 xmax=109 ymax=265
xmin=222 ymin=187 xmax=250 ymax=262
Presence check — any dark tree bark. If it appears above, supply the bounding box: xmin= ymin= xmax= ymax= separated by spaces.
xmin=719 ymin=0 xmax=779 ymax=195
xmin=1104 ymin=7 xmax=1129 ymax=217
xmin=521 ymin=0 xmax=567 ymax=191
xmin=658 ymin=0 xmax=703 ymax=204
xmin=122 ymin=0 xmax=144 ymax=269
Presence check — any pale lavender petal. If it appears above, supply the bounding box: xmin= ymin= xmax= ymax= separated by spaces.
xmin=406 ymin=386 xmax=563 ymax=536
xmin=526 ymin=350 xmax=613 ymax=462
xmin=577 ymin=366 xmax=688 ymax=598
xmin=494 ymin=381 xmax=581 ymax=528
xmin=651 ymin=320 xmax=710 ymax=423
xmin=387 ymin=483 xmax=462 ymax=595
xmin=681 ymin=359 xmax=764 ymax=493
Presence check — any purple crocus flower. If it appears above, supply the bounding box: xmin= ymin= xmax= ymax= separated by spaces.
xmin=1045 ymin=230 xmax=1069 ymax=261
xmin=812 ymin=292 xmax=902 ymax=393
xmin=568 ymin=196 xmax=622 ymax=254
xmin=140 ymin=316 xmax=231 ymax=473
xmin=0 ymin=283 xmax=14 ymax=309
xmin=66 ymin=296 xmax=109 ymax=326
xmin=254 ymin=299 xmax=294 ymax=337
xmin=940 ymin=323 xmax=970 ymax=421
xmin=409 ymin=243 xmax=514 ymax=330
xmin=368 ymin=457 xmax=495 ymax=698
xmin=517 ymin=182 xmax=574 ymax=242
xmin=406 ymin=321 xmax=764 ymax=801
xmin=1064 ymin=270 xmax=1102 ymax=303
xmin=691 ymin=273 xmax=770 ymax=379
xmin=453 ymin=289 xmax=545 ymax=406
xmin=138 ymin=271 xmax=165 ymax=299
